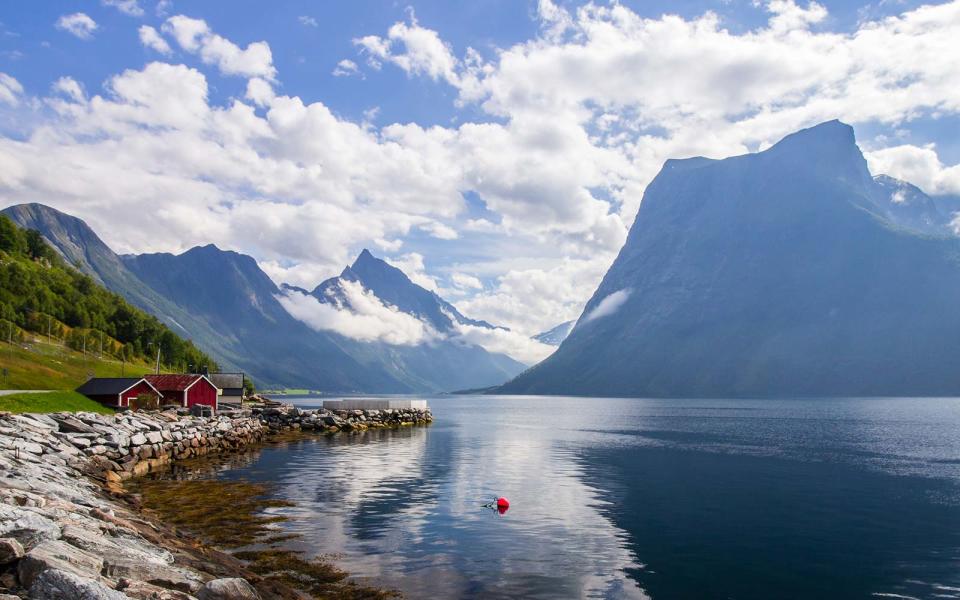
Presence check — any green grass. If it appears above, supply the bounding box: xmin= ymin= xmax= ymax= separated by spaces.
xmin=0 ymin=337 xmax=157 ymax=390
xmin=0 ymin=390 xmax=114 ymax=414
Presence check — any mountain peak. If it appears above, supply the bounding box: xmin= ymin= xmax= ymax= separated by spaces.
xmin=764 ymin=119 xmax=869 ymax=184
xmin=351 ymin=248 xmax=382 ymax=269
xmin=770 ymin=119 xmax=854 ymax=151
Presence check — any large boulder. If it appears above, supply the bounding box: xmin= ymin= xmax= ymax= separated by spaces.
xmin=28 ymin=568 xmax=130 ymax=600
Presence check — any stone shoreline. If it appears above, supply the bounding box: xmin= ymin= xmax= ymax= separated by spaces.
xmin=0 ymin=404 xmax=432 ymax=599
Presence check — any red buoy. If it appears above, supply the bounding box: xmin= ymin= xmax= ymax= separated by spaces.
xmin=496 ymin=497 xmax=510 ymax=509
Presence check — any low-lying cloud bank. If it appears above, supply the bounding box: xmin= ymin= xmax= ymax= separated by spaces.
xmin=277 ymin=281 xmax=437 ymax=346
xmin=277 ymin=282 xmax=555 ymax=364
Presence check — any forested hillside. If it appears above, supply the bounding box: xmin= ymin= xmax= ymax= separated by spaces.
xmin=0 ymin=214 xmax=217 ymax=373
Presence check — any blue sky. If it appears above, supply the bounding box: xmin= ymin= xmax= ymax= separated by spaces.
xmin=0 ymin=0 xmax=958 ymax=361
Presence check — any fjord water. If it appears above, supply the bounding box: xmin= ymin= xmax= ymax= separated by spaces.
xmin=220 ymin=395 xmax=960 ymax=599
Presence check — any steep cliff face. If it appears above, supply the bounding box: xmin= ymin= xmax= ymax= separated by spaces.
xmin=500 ymin=120 xmax=960 ymax=398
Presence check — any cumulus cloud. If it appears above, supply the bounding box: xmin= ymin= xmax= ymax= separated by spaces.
xmin=103 ymin=0 xmax=144 ymax=17
xmin=584 ymin=288 xmax=631 ymax=323
xmin=354 ymin=12 xmax=459 ymax=85
xmin=0 ymin=73 xmax=23 ymax=106
xmin=52 ymin=77 xmax=85 ymax=102
xmin=451 ymin=273 xmax=483 ymax=290
xmin=55 ymin=13 xmax=97 ymax=40
xmin=277 ymin=282 xmax=436 ymax=346
xmin=139 ymin=25 xmax=172 ymax=55
xmin=162 ymin=15 xmax=276 ymax=79
xmin=865 ymin=144 xmax=960 ymax=196
xmin=332 ymin=59 xmax=360 ymax=77
xmin=298 ymin=16 xmax=318 ymax=27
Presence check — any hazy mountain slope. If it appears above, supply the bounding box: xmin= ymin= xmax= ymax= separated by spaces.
xmin=499 ymin=120 xmax=960 ymax=398
xmin=123 ymin=246 xmax=403 ymax=391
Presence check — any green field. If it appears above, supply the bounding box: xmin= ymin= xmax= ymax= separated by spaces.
xmin=0 ymin=390 xmax=114 ymax=414
xmin=0 ymin=336 xmax=157 ymax=390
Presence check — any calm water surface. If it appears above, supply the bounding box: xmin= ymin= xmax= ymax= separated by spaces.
xmin=205 ymin=396 xmax=960 ymax=599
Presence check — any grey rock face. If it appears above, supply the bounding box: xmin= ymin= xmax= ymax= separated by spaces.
xmin=28 ymin=568 xmax=130 ymax=600
xmin=18 ymin=539 xmax=104 ymax=588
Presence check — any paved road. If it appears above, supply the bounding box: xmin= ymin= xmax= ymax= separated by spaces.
xmin=0 ymin=390 xmax=53 ymax=396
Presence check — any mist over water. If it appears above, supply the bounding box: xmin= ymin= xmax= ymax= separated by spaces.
xmin=209 ymin=396 xmax=960 ymax=599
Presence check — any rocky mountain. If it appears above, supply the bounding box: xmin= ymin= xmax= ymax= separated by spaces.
xmin=291 ymin=250 xmax=525 ymax=391
xmin=2 ymin=204 xmax=524 ymax=392
xmin=532 ymin=321 xmax=575 ymax=346
xmin=310 ymin=249 xmax=500 ymax=333
xmin=499 ymin=120 xmax=960 ymax=398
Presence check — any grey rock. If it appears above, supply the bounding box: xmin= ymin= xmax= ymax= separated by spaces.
xmin=50 ymin=415 xmax=98 ymax=435
xmin=18 ymin=539 xmax=104 ymax=588
xmin=196 ymin=578 xmax=260 ymax=600
xmin=145 ymin=432 xmax=163 ymax=445
xmin=102 ymin=558 xmax=202 ymax=594
xmin=129 ymin=433 xmax=147 ymax=446
xmin=28 ymin=567 xmax=130 ymax=600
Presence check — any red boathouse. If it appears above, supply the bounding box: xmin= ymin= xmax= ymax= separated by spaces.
xmin=76 ymin=377 xmax=162 ymax=409
xmin=144 ymin=374 xmax=219 ymax=412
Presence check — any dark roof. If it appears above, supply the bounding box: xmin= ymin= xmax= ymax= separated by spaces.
xmin=207 ymin=373 xmax=243 ymax=390
xmin=77 ymin=377 xmax=153 ymax=396
xmin=145 ymin=374 xmax=213 ymax=392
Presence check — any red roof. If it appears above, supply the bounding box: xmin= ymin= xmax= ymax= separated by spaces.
xmin=144 ymin=374 xmax=212 ymax=392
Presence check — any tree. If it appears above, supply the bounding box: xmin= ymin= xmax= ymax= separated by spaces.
xmin=0 ymin=215 xmax=26 ymax=255
xmin=243 ymin=377 xmax=256 ymax=398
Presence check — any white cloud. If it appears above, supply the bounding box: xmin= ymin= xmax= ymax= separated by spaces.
xmin=865 ymin=144 xmax=960 ymax=196
xmin=138 ymin=25 xmax=172 ymax=55
xmin=332 ymin=59 xmax=360 ymax=77
xmin=52 ymin=77 xmax=85 ymax=102
xmin=451 ymin=273 xmax=483 ymax=290
xmin=298 ymin=16 xmax=318 ymax=27
xmin=354 ymin=13 xmax=460 ymax=85
xmin=245 ymin=77 xmax=275 ymax=107
xmin=156 ymin=0 xmax=172 ymax=17
xmin=0 ymin=73 xmax=23 ymax=106
xmin=448 ymin=319 xmax=556 ymax=365
xmin=103 ymin=0 xmax=144 ymax=17
xmin=459 ymin=257 xmax=610 ymax=336
xmin=162 ymin=15 xmax=276 ymax=79
xmin=419 ymin=220 xmax=458 ymax=240
xmin=278 ymin=282 xmax=436 ymax=346
xmin=584 ymin=288 xmax=631 ymax=322
xmin=55 ymin=13 xmax=97 ymax=40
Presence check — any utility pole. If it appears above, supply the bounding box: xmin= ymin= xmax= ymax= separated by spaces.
xmin=99 ymin=331 xmax=103 ymax=359
xmin=46 ymin=316 xmax=51 ymax=343
xmin=155 ymin=346 xmax=161 ymax=375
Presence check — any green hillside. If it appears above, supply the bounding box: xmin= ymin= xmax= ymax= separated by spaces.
xmin=0 ymin=335 xmax=158 ymax=390
xmin=0 ymin=391 xmax=114 ymax=414
xmin=0 ymin=213 xmax=217 ymax=390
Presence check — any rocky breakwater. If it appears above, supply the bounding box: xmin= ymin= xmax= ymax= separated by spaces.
xmin=252 ymin=405 xmax=433 ymax=433
xmin=0 ymin=410 xmax=265 ymax=599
